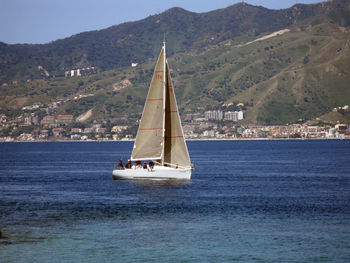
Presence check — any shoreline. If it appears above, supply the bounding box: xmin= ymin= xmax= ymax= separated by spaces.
xmin=1 ymin=137 xmax=349 ymax=143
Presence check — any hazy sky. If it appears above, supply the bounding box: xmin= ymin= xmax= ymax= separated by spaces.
xmin=1 ymin=0 xmax=323 ymax=44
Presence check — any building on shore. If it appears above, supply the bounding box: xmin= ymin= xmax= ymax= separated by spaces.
xmin=41 ymin=115 xmax=74 ymax=125
xmin=41 ymin=116 xmax=55 ymax=125
xmin=56 ymin=115 xmax=74 ymax=124
xmin=205 ymin=111 xmax=223 ymax=120
xmin=224 ymin=111 xmax=244 ymax=121
xmin=52 ymin=128 xmax=64 ymax=138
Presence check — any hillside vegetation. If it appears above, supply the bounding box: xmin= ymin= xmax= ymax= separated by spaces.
xmin=0 ymin=0 xmax=350 ymax=125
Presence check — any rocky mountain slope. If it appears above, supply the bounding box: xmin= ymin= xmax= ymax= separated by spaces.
xmin=0 ymin=0 xmax=349 ymax=125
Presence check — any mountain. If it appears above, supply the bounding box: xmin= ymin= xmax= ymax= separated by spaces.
xmin=0 ymin=0 xmax=350 ymax=125
xmin=2 ymin=0 xmax=349 ymax=82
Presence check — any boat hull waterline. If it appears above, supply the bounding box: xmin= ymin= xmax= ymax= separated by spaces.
xmin=112 ymin=166 xmax=191 ymax=180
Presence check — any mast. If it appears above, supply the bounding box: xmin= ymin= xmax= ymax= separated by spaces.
xmin=161 ymin=41 xmax=166 ymax=166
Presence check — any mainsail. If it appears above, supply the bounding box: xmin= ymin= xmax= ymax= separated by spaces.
xmin=131 ymin=46 xmax=165 ymax=160
xmin=131 ymin=43 xmax=191 ymax=168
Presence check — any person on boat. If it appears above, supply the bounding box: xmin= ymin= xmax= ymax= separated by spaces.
xmin=143 ymin=161 xmax=148 ymax=170
xmin=149 ymin=160 xmax=154 ymax=170
xmin=118 ymin=158 xmax=124 ymax=169
xmin=135 ymin=161 xmax=142 ymax=169
xmin=125 ymin=159 xmax=132 ymax=169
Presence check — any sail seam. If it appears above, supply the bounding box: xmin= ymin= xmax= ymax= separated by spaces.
xmin=147 ymin=98 xmax=163 ymax=101
xmin=130 ymin=157 xmax=162 ymax=161
xmin=140 ymin=128 xmax=162 ymax=130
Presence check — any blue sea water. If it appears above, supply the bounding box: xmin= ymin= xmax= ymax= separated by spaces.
xmin=0 ymin=140 xmax=350 ymax=262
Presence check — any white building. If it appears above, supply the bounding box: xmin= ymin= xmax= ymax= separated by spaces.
xmin=224 ymin=111 xmax=244 ymax=121
xmin=238 ymin=111 xmax=244 ymax=120
xmin=205 ymin=111 xmax=223 ymax=120
xmin=224 ymin=111 xmax=237 ymax=121
xmin=203 ymin=130 xmax=215 ymax=137
xmin=65 ymin=67 xmax=99 ymax=77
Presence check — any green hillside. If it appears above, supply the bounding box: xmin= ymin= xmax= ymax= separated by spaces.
xmin=0 ymin=0 xmax=350 ymax=125
xmin=1 ymin=0 xmax=349 ymax=82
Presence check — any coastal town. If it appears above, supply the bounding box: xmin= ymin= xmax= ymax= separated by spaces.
xmin=1 ymin=100 xmax=349 ymax=142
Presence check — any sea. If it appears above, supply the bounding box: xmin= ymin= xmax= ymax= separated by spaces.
xmin=0 ymin=140 xmax=350 ymax=263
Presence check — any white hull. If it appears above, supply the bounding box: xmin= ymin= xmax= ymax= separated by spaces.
xmin=112 ymin=166 xmax=191 ymax=180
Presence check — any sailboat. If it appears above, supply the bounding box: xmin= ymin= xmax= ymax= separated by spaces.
xmin=112 ymin=42 xmax=192 ymax=180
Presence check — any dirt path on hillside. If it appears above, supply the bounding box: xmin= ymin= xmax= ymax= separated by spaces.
xmin=236 ymin=29 xmax=290 ymax=48
xmin=76 ymin=108 xmax=93 ymax=122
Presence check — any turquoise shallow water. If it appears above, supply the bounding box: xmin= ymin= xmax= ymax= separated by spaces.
xmin=1 ymin=140 xmax=350 ymax=262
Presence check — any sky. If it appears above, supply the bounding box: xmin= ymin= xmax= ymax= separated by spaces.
xmin=0 ymin=0 xmax=323 ymax=44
